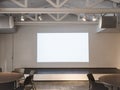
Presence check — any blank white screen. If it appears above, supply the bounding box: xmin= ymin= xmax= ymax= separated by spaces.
xmin=37 ymin=33 xmax=89 ymax=62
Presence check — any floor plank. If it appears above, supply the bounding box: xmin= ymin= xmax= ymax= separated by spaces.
xmin=35 ymin=81 xmax=89 ymax=90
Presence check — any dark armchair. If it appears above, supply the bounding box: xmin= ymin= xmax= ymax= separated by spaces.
xmin=18 ymin=70 xmax=36 ymax=90
xmin=87 ymin=73 xmax=113 ymax=90
xmin=24 ymin=75 xmax=35 ymax=90
xmin=15 ymin=75 xmax=36 ymax=90
xmin=0 ymin=67 xmax=2 ymax=72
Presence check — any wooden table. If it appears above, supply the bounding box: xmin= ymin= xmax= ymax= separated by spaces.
xmin=0 ymin=72 xmax=23 ymax=83
xmin=99 ymin=74 xmax=120 ymax=90
xmin=0 ymin=72 xmax=23 ymax=90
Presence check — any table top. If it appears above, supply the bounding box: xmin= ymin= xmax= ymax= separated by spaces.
xmin=0 ymin=72 xmax=23 ymax=83
xmin=99 ymin=74 xmax=120 ymax=87
xmin=25 ymin=68 xmax=120 ymax=74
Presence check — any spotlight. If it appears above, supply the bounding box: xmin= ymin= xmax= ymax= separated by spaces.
xmin=38 ymin=15 xmax=42 ymax=21
xmin=82 ymin=16 xmax=86 ymax=21
xmin=21 ymin=15 xmax=25 ymax=21
xmin=92 ymin=16 xmax=97 ymax=21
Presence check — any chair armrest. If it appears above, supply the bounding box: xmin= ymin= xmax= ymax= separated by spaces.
xmin=101 ymin=82 xmax=113 ymax=87
xmin=101 ymin=82 xmax=113 ymax=90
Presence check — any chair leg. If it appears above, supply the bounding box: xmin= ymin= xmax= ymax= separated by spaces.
xmin=117 ymin=87 xmax=120 ymax=90
xmin=32 ymin=83 xmax=36 ymax=90
xmin=33 ymin=85 xmax=36 ymax=90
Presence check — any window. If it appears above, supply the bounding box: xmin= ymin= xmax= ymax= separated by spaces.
xmin=37 ymin=33 xmax=89 ymax=62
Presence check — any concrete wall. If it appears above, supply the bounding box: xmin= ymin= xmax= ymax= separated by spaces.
xmin=116 ymin=34 xmax=120 ymax=69
xmin=0 ymin=34 xmax=13 ymax=71
xmin=0 ymin=24 xmax=120 ymax=71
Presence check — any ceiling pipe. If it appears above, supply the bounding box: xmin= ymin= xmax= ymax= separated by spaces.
xmin=0 ymin=8 xmax=120 ymax=14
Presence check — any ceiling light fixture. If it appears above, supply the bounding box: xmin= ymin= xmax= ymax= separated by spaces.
xmin=38 ymin=15 xmax=42 ymax=21
xmin=82 ymin=16 xmax=87 ymax=21
xmin=21 ymin=15 xmax=25 ymax=21
xmin=92 ymin=16 xmax=97 ymax=21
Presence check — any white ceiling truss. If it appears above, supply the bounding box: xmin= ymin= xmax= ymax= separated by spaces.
xmin=11 ymin=0 xmax=28 ymax=8
xmin=0 ymin=0 xmax=120 ymax=25
xmin=46 ymin=0 xmax=69 ymax=8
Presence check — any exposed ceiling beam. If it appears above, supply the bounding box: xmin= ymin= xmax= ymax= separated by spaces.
xmin=46 ymin=0 xmax=68 ymax=8
xmin=48 ymin=14 xmax=68 ymax=21
xmin=25 ymin=15 xmax=37 ymax=21
xmin=15 ymin=21 xmax=98 ymax=25
xmin=0 ymin=8 xmax=120 ymax=14
xmin=46 ymin=0 xmax=57 ymax=7
xmin=59 ymin=0 xmax=68 ymax=7
xmin=48 ymin=14 xmax=59 ymax=21
xmin=58 ymin=14 xmax=68 ymax=21
xmin=10 ymin=0 xmax=28 ymax=8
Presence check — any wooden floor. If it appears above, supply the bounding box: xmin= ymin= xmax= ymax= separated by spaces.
xmin=35 ymin=81 xmax=89 ymax=90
